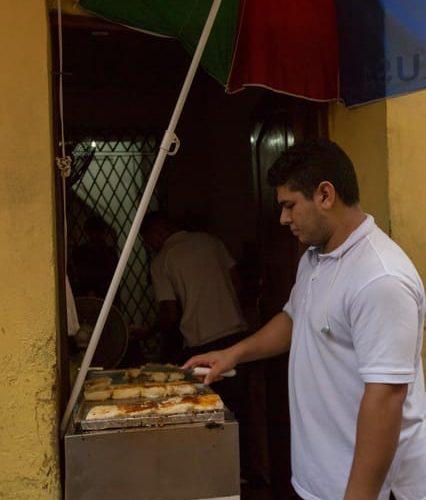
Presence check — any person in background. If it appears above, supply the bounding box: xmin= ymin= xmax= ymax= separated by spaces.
xmin=138 ymin=211 xmax=248 ymax=369
xmin=70 ymin=215 xmax=119 ymax=300
xmin=184 ymin=139 xmax=426 ymax=500
xmin=69 ymin=215 xmax=143 ymax=366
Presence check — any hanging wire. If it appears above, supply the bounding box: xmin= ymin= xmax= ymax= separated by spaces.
xmin=55 ymin=0 xmax=72 ymax=267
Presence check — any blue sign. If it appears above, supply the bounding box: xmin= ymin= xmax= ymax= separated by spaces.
xmin=336 ymin=0 xmax=426 ymax=106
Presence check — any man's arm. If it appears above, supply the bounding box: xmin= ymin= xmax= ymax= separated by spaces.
xmin=184 ymin=311 xmax=292 ymax=384
xmin=344 ymin=382 xmax=408 ymax=500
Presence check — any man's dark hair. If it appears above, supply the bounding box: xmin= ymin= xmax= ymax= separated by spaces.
xmin=267 ymin=139 xmax=360 ymax=206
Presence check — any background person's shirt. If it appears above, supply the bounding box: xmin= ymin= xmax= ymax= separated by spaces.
xmin=151 ymin=231 xmax=247 ymax=348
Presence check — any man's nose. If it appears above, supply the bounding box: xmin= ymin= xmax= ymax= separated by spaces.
xmin=280 ymin=208 xmax=291 ymax=226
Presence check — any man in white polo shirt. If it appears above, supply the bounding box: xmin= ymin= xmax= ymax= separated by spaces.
xmin=184 ymin=139 xmax=426 ymax=500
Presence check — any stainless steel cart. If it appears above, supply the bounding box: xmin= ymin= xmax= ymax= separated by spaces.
xmin=64 ymin=368 xmax=240 ymax=500
xmin=65 ymin=417 xmax=240 ymax=500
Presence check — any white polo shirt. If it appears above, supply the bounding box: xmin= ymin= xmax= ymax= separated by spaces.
xmin=151 ymin=231 xmax=247 ymax=348
xmin=284 ymin=215 xmax=426 ymax=500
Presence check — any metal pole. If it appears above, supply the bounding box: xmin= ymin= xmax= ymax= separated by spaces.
xmin=61 ymin=0 xmax=223 ymax=436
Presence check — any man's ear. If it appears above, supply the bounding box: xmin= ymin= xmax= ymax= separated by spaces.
xmin=316 ymin=181 xmax=335 ymax=208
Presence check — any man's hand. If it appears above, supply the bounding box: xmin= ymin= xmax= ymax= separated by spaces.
xmin=184 ymin=311 xmax=293 ymax=385
xmin=183 ymin=347 xmax=239 ymax=385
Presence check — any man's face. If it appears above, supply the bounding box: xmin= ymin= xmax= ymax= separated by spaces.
xmin=276 ymin=184 xmax=331 ymax=248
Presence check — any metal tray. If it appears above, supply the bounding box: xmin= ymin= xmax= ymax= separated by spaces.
xmin=84 ymin=365 xmax=198 ymax=385
xmin=76 ymin=404 xmax=225 ymax=431
xmin=75 ymin=367 xmax=225 ymax=431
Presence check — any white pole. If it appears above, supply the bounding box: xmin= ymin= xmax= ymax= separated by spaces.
xmin=61 ymin=0 xmax=223 ymax=436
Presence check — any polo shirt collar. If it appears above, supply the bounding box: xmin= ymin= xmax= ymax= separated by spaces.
xmin=308 ymin=214 xmax=375 ymax=260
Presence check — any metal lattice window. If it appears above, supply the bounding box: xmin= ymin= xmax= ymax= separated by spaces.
xmin=67 ymin=135 xmax=159 ymax=328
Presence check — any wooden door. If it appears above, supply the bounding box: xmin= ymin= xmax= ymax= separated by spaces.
xmin=247 ymin=95 xmax=327 ymax=499
xmin=252 ymin=96 xmax=327 ymax=319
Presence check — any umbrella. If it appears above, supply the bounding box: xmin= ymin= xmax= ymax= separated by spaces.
xmin=78 ymin=0 xmax=426 ymax=106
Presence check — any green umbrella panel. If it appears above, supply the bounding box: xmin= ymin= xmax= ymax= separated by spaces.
xmin=79 ymin=0 xmax=240 ymax=87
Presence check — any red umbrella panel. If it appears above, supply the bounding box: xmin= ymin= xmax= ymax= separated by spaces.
xmin=227 ymin=0 xmax=339 ymax=101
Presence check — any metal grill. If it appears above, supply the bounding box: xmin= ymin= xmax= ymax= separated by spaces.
xmin=67 ymin=136 xmax=160 ymax=329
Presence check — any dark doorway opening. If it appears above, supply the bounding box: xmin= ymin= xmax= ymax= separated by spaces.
xmin=51 ymin=13 xmax=327 ymax=499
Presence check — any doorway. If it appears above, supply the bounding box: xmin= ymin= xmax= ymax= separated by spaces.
xmin=242 ymin=95 xmax=327 ymax=500
xmin=51 ymin=12 xmax=327 ymax=499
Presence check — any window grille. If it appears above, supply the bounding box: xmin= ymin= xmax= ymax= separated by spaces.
xmin=67 ymin=135 xmax=160 ymax=329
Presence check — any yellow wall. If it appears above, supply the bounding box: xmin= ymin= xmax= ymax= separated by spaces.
xmin=329 ymin=96 xmax=426 ymax=370
xmin=387 ymin=93 xmax=426 ymax=370
xmin=386 ymin=91 xmax=426 ymax=284
xmin=0 ymin=1 xmax=60 ymax=498
xmin=328 ymin=101 xmax=389 ymax=233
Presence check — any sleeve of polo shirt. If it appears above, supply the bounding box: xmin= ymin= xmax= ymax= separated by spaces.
xmin=350 ymin=274 xmax=420 ymax=383
xmin=150 ymin=259 xmax=176 ymax=302
xmin=283 ymin=287 xmax=295 ymax=319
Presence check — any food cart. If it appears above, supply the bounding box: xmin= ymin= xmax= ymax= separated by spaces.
xmin=64 ymin=366 xmax=240 ymax=500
